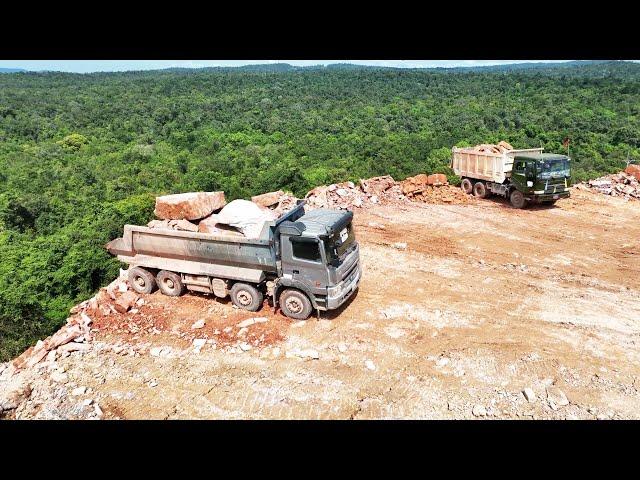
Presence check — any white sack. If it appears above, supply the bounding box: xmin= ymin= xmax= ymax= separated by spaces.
xmin=216 ymin=199 xmax=277 ymax=238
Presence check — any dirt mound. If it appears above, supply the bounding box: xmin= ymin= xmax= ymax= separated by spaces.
xmin=407 ymin=184 xmax=476 ymax=204
xmin=400 ymin=174 xmax=474 ymax=205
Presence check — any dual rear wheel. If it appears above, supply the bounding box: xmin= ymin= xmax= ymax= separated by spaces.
xmin=461 ymin=179 xmax=528 ymax=209
xmin=461 ymin=178 xmax=491 ymax=199
xmin=127 ymin=267 xmax=313 ymax=320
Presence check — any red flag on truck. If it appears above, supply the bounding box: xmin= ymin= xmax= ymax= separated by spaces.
xmin=562 ymin=137 xmax=570 ymax=148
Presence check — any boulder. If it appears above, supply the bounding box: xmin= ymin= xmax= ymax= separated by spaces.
xmin=251 ymin=190 xmax=284 ymax=208
xmin=154 ymin=191 xmax=226 ymax=221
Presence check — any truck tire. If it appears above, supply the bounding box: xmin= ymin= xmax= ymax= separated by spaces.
xmin=473 ymin=181 xmax=488 ymax=198
xmin=156 ymin=270 xmax=185 ymax=297
xmin=230 ymin=283 xmax=263 ymax=312
xmin=128 ymin=267 xmax=157 ymax=294
xmin=510 ymin=190 xmax=527 ymax=209
xmin=279 ymin=289 xmax=313 ymax=320
xmin=461 ymin=178 xmax=473 ymax=194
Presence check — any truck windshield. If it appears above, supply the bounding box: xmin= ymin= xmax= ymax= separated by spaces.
xmin=538 ymin=159 xmax=570 ymax=180
xmin=324 ymin=223 xmax=356 ymax=266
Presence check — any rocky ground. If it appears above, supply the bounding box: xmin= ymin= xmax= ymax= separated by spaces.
xmin=2 ymin=186 xmax=639 ymax=419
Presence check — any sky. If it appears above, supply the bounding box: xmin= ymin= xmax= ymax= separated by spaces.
xmin=0 ymin=60 xmax=579 ymax=73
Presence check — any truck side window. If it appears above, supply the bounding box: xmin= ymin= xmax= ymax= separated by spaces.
xmin=514 ymin=161 xmax=526 ymax=174
xmin=291 ymin=239 xmax=321 ymax=262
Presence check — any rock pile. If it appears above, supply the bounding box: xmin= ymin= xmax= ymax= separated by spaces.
xmin=401 ymin=173 xmax=448 ymax=196
xmin=305 ymin=176 xmax=405 ymax=210
xmin=0 ymin=275 xmax=136 ymax=417
xmin=147 ymin=190 xmax=299 ymax=238
xmin=466 ymin=140 xmax=514 ymax=154
xmin=147 ymin=219 xmax=199 ymax=232
xmin=401 ymin=173 xmax=474 ymax=204
xmin=577 ymin=166 xmax=640 ymax=201
xmin=304 ymin=173 xmax=471 ymax=210
xmin=145 ymin=172 xmax=469 ymax=236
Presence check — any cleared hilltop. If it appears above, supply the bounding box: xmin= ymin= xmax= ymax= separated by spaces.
xmin=1 ymin=60 xmax=639 ymax=363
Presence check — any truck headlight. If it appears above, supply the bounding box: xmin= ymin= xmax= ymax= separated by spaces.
xmin=527 ymin=181 xmax=533 ymax=187
xmin=327 ymin=283 xmax=343 ymax=297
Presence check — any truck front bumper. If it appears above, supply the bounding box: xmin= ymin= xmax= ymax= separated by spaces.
xmin=527 ymin=191 xmax=570 ymax=203
xmin=326 ymin=265 xmax=361 ymax=310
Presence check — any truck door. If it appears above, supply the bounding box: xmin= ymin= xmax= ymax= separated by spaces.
xmin=281 ymin=236 xmax=328 ymax=293
xmin=512 ymin=159 xmax=528 ymax=191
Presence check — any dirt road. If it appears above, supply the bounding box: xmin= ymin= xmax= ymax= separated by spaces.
xmin=5 ymin=189 xmax=640 ymax=419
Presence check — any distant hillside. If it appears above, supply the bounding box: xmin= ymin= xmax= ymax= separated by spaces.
xmin=444 ymin=60 xmax=640 ymax=78
xmin=0 ymin=67 xmax=26 ymax=73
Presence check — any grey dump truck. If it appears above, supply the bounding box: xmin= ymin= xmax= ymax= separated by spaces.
xmin=105 ymin=201 xmax=361 ymax=320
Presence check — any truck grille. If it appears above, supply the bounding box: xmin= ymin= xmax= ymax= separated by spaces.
xmin=343 ymin=262 xmax=359 ymax=285
xmin=545 ymin=184 xmax=566 ymax=193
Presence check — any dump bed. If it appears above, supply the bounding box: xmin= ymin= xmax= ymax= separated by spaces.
xmin=106 ymin=202 xmax=306 ymax=283
xmin=451 ymin=147 xmax=543 ymax=183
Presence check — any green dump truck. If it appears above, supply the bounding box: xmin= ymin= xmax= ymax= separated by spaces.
xmin=451 ymin=146 xmax=572 ymax=208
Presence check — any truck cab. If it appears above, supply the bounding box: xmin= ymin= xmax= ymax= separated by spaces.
xmin=510 ymin=153 xmax=572 ymax=206
xmin=276 ymin=209 xmax=361 ymax=317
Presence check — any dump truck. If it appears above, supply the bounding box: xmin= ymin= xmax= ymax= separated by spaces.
xmin=451 ymin=146 xmax=572 ymax=208
xmin=105 ymin=201 xmax=361 ymax=320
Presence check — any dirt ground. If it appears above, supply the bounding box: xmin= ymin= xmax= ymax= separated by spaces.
xmin=5 ymin=188 xmax=640 ymax=419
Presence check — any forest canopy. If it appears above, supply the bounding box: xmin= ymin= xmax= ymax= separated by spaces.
xmin=1 ymin=61 xmax=639 ymax=360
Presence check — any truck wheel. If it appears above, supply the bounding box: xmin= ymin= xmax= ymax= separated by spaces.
xmin=128 ymin=267 xmax=157 ymax=294
xmin=461 ymin=178 xmax=473 ymax=194
xmin=473 ymin=181 xmax=488 ymax=198
xmin=230 ymin=283 xmax=263 ymax=312
xmin=510 ymin=190 xmax=527 ymax=209
xmin=279 ymin=289 xmax=313 ymax=320
xmin=156 ymin=270 xmax=185 ymax=297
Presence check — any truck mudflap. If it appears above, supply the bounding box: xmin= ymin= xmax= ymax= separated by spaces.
xmin=326 ymin=264 xmax=361 ymax=310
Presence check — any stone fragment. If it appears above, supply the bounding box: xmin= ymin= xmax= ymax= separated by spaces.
xmin=114 ymin=291 xmax=138 ymax=314
xmin=522 ymin=388 xmax=537 ymax=402
xmin=472 ymin=404 xmax=487 ymax=417
xmin=546 ymin=386 xmax=569 ymax=410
